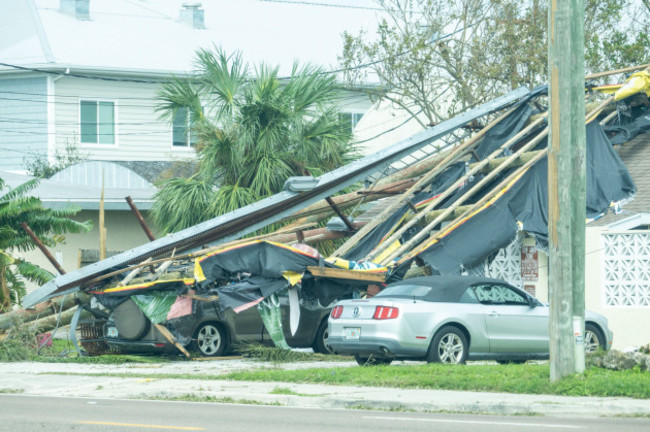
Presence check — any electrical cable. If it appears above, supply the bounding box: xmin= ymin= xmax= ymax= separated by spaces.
xmin=36 ymin=294 xmax=67 ymax=356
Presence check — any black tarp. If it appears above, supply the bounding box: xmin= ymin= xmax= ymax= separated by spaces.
xmin=195 ymin=240 xmax=379 ymax=312
xmin=342 ymin=162 xmax=467 ymax=261
xmin=342 ymin=91 xmax=546 ymax=264
xmin=216 ymin=277 xmax=289 ymax=313
xmin=473 ymin=102 xmax=537 ymax=160
xmin=414 ymin=121 xmax=636 ymax=275
xmin=604 ymin=110 xmax=650 ymax=145
xmin=196 ymin=241 xmax=328 ymax=282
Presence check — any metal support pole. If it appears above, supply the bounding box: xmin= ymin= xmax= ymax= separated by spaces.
xmin=325 ymin=197 xmax=356 ymax=231
xmin=548 ymin=0 xmax=586 ymax=381
xmin=20 ymin=222 xmax=66 ymax=275
xmin=125 ymin=196 xmax=156 ymax=241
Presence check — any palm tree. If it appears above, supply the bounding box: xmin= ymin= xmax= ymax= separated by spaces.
xmin=0 ymin=177 xmax=92 ymax=310
xmin=152 ymin=47 xmax=357 ymax=234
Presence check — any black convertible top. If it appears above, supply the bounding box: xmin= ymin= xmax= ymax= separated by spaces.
xmin=379 ymin=275 xmax=512 ymax=303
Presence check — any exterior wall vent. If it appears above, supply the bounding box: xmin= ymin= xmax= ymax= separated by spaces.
xmin=60 ymin=0 xmax=90 ymax=20
xmin=180 ymin=2 xmax=205 ymax=29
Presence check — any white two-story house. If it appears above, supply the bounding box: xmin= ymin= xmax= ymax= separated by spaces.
xmin=0 ymin=0 xmax=380 ymax=174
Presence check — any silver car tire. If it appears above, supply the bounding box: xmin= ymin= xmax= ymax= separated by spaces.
xmin=191 ymin=323 xmax=226 ymax=357
xmin=313 ymin=319 xmax=333 ymax=355
xmin=427 ymin=326 xmax=468 ymax=364
xmin=584 ymin=324 xmax=605 ymax=354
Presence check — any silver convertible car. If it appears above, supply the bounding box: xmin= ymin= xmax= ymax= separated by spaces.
xmin=327 ymin=276 xmax=613 ymax=365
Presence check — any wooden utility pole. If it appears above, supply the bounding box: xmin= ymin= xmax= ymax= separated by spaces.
xmin=547 ymin=0 xmax=586 ymax=381
xmin=99 ymin=172 xmax=107 ymax=261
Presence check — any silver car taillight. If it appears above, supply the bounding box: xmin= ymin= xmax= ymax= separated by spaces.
xmin=373 ymin=306 xmax=399 ymax=320
xmin=330 ymin=305 xmax=343 ymax=319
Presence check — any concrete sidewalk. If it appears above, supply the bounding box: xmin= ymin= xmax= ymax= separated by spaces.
xmin=1 ymin=360 xmax=649 ymax=418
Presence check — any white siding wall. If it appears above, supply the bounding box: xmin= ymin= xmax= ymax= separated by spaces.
xmin=585 ymin=226 xmax=650 ymax=350
xmin=53 ymin=76 xmax=196 ymax=162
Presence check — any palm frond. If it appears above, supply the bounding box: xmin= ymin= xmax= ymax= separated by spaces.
xmin=155 ymin=78 xmax=204 ymax=123
xmin=196 ymin=46 xmax=247 ymax=119
xmin=208 ymin=184 xmax=258 ymax=216
xmin=0 ymin=178 xmax=40 ymax=202
xmin=151 ymin=177 xmax=219 ymax=234
xmin=14 ymin=260 xmax=54 ymax=285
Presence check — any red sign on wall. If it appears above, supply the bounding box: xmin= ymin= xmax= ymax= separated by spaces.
xmin=521 ymin=246 xmax=539 ymax=281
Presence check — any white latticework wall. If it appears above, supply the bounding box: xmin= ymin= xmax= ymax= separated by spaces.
xmin=602 ymin=232 xmax=650 ymax=307
xmin=485 ymin=236 xmax=523 ymax=288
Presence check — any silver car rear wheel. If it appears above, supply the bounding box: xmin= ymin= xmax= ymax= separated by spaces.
xmin=427 ymin=326 xmax=468 ymax=364
xmin=584 ymin=324 xmax=605 ymax=354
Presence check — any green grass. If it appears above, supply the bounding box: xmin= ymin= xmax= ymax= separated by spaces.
xmin=38 ymin=363 xmax=650 ymax=399
xmin=0 ymin=325 xmax=173 ymax=364
xmin=269 ymin=386 xmax=318 ymax=397
xmin=147 ymin=393 xmax=283 ymax=406
xmin=0 ymin=388 xmax=24 ymax=394
xmin=222 ymin=363 xmax=650 ymax=399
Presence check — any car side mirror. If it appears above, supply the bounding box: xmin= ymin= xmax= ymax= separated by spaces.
xmin=527 ymin=296 xmax=537 ymax=308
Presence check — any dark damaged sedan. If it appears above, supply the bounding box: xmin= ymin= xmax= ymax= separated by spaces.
xmin=81 ymin=289 xmax=332 ymax=357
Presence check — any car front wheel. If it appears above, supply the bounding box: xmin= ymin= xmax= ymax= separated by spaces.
xmin=191 ymin=323 xmax=226 ymax=357
xmin=584 ymin=324 xmax=605 ymax=353
xmin=427 ymin=326 xmax=468 ymax=364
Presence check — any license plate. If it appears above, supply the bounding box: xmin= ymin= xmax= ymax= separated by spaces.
xmin=344 ymin=327 xmax=361 ymax=340
xmin=106 ymin=327 xmax=118 ymax=338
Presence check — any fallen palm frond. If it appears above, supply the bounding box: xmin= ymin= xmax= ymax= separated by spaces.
xmin=235 ymin=342 xmax=350 ymax=363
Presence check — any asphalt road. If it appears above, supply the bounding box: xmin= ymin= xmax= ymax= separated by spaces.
xmin=1 ymin=395 xmax=648 ymax=432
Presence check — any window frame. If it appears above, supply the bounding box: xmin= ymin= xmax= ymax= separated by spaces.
xmin=78 ymin=98 xmax=118 ymax=147
xmin=471 ymin=283 xmax=529 ymax=306
xmin=171 ymin=107 xmax=197 ymax=150
xmin=339 ymin=111 xmax=365 ymax=133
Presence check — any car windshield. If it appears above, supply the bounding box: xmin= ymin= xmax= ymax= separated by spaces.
xmin=375 ymin=284 xmax=432 ymax=298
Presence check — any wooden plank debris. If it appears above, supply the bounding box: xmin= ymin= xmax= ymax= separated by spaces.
xmin=307 ymin=266 xmax=386 ymax=283
xmin=154 ymin=323 xmax=191 ymax=359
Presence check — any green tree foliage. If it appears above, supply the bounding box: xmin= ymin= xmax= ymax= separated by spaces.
xmin=340 ymin=0 xmax=650 ymax=126
xmin=152 ymin=48 xmax=357 ymax=234
xmin=0 ymin=178 xmax=92 ymax=309
xmin=23 ymin=140 xmax=88 ymax=179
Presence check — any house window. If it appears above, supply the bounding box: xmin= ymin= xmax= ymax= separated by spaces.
xmin=172 ymin=107 xmax=197 ymax=148
xmin=339 ymin=112 xmax=364 ymax=133
xmin=80 ymin=100 xmax=115 ymax=144
xmin=602 ymin=232 xmax=650 ymax=307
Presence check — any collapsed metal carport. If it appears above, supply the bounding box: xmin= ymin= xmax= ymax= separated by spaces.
xmin=23 ymin=88 xmax=531 ymax=309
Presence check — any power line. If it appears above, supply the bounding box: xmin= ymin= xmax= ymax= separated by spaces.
xmin=0 ymin=62 xmax=169 ymax=84
xmin=254 ymin=0 xmax=393 ymax=12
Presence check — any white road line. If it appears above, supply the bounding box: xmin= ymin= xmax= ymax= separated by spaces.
xmin=363 ymin=415 xmax=584 ymax=429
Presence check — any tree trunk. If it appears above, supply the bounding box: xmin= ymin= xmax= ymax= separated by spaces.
xmin=0 ymin=295 xmax=77 ymax=331
xmin=1 ymin=269 xmax=10 ymax=312
xmin=27 ymin=306 xmax=77 ymax=333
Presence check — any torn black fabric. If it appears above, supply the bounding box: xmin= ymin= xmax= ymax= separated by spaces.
xmin=585 ymin=122 xmax=636 ymax=214
xmin=343 ymin=205 xmax=410 ymax=261
xmin=473 ymin=103 xmax=536 ymax=160
xmin=342 ymin=162 xmax=467 ymax=261
xmin=417 ymin=204 xmax=519 ymax=274
xmin=604 ymin=110 xmax=650 ymax=145
xmin=197 ymin=241 xmax=328 ymax=282
xmin=216 ymin=277 xmax=288 ymax=313
xmin=300 ymin=276 xmax=357 ymax=307
xmin=414 ymin=121 xmax=635 ymax=274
